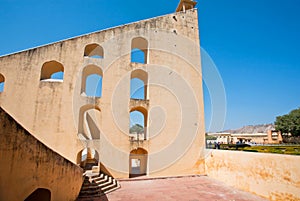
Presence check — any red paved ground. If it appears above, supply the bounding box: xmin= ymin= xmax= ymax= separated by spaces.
xmin=79 ymin=175 xmax=268 ymax=201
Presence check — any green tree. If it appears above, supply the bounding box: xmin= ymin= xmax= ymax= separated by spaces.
xmin=129 ymin=124 xmax=144 ymax=134
xmin=275 ymin=108 xmax=300 ymax=137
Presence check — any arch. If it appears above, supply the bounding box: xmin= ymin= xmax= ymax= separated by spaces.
xmin=130 ymin=69 xmax=148 ymax=99
xmin=84 ymin=43 xmax=104 ymax=59
xmin=130 ymin=106 xmax=148 ymax=128
xmin=24 ymin=188 xmax=51 ymax=201
xmin=76 ymin=148 xmax=100 ymax=170
xmin=130 ymin=106 xmax=148 ymax=140
xmin=0 ymin=73 xmax=5 ymax=92
xmin=129 ymin=148 xmax=148 ymax=178
xmin=81 ymin=65 xmax=103 ymax=97
xmin=130 ymin=147 xmax=148 ymax=155
xmin=129 ymin=111 xmax=144 ymax=134
xmin=78 ymin=105 xmax=101 ymax=140
xmin=131 ymin=37 xmax=148 ymax=64
xmin=40 ymin=60 xmax=64 ymax=81
xmin=130 ymin=78 xmax=145 ymax=99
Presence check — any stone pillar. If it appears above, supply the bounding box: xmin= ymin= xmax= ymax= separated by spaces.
xmin=267 ymin=130 xmax=273 ymax=144
xmin=277 ymin=131 xmax=283 ymax=144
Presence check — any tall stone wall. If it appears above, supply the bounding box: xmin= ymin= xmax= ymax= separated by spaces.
xmin=0 ymin=8 xmax=205 ymax=178
xmin=0 ymin=107 xmax=83 ymax=201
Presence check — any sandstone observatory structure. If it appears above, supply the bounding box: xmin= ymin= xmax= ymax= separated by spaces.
xmin=0 ymin=0 xmax=205 ymax=200
xmin=1 ymin=1 xmax=300 ymax=201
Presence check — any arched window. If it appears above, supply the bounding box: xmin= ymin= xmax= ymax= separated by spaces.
xmin=50 ymin=72 xmax=64 ymax=79
xmin=130 ymin=106 xmax=148 ymax=140
xmin=81 ymin=65 xmax=103 ymax=97
xmin=131 ymin=37 xmax=148 ymax=64
xmin=76 ymin=148 xmax=99 ymax=170
xmin=131 ymin=48 xmax=145 ymax=64
xmin=40 ymin=60 xmax=64 ymax=81
xmin=130 ymin=69 xmax=148 ymax=100
xmin=130 ymin=78 xmax=144 ymax=99
xmin=24 ymin=188 xmax=51 ymax=201
xmin=0 ymin=74 xmax=5 ymax=92
xmin=84 ymin=43 xmax=104 ymax=59
xmin=130 ymin=111 xmax=144 ymax=134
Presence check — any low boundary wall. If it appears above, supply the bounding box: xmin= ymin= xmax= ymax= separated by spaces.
xmin=205 ymin=149 xmax=300 ymax=201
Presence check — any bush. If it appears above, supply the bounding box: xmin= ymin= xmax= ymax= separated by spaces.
xmin=283 ymin=136 xmax=300 ymax=144
xmin=206 ymin=136 xmax=217 ymax=140
xmin=242 ymin=146 xmax=300 ymax=155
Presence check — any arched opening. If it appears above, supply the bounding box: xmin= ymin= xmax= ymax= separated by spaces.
xmin=78 ymin=105 xmax=101 ymax=140
xmin=0 ymin=74 xmax=5 ymax=93
xmin=129 ymin=148 xmax=148 ymax=178
xmin=131 ymin=48 xmax=145 ymax=64
xmin=130 ymin=107 xmax=148 ymax=140
xmin=81 ymin=65 xmax=103 ymax=97
xmin=131 ymin=37 xmax=148 ymax=64
xmin=130 ymin=111 xmax=144 ymax=135
xmin=76 ymin=148 xmax=99 ymax=170
xmin=86 ymin=74 xmax=102 ymax=97
xmin=50 ymin=71 xmax=64 ymax=79
xmin=130 ymin=78 xmax=144 ymax=99
xmin=24 ymin=188 xmax=51 ymax=201
xmin=84 ymin=43 xmax=104 ymax=59
xmin=130 ymin=69 xmax=148 ymax=100
xmin=40 ymin=60 xmax=64 ymax=81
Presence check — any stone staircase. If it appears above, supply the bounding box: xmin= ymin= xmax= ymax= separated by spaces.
xmin=77 ymin=172 xmax=120 ymax=199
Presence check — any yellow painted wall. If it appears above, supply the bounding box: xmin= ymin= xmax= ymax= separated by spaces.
xmin=205 ymin=150 xmax=300 ymax=201
xmin=0 ymin=8 xmax=205 ymax=178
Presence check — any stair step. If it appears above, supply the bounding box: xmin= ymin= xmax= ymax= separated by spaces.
xmin=79 ymin=192 xmax=100 ymax=196
xmin=79 ymin=192 xmax=101 ymax=196
xmin=82 ymin=182 xmax=98 ymax=188
xmin=103 ymin=183 xmax=121 ymax=194
xmin=91 ymin=173 xmax=104 ymax=179
xmin=102 ymin=180 xmax=117 ymax=192
xmin=92 ymin=176 xmax=104 ymax=182
xmin=79 ymin=188 xmax=102 ymax=194
xmin=98 ymin=177 xmax=112 ymax=187
xmin=77 ymin=172 xmax=120 ymax=199
xmin=94 ymin=175 xmax=108 ymax=184
xmin=81 ymin=185 xmax=100 ymax=191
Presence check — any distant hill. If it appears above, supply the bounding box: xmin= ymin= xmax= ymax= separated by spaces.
xmin=223 ymin=124 xmax=275 ymax=134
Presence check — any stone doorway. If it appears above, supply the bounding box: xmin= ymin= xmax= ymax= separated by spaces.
xmin=129 ymin=148 xmax=148 ymax=178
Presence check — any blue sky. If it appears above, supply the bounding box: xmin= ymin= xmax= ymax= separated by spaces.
xmin=0 ymin=0 xmax=299 ymax=131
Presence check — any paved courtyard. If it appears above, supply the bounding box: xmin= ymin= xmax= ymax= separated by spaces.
xmin=80 ymin=175 xmax=268 ymax=201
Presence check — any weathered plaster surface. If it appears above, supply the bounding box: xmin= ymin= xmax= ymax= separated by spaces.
xmin=0 ymin=9 xmax=205 ymax=178
xmin=205 ymin=150 xmax=300 ymax=201
xmin=0 ymin=107 xmax=83 ymax=201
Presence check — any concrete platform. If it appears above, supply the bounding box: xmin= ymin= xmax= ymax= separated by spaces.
xmin=78 ymin=175 xmax=268 ymax=201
